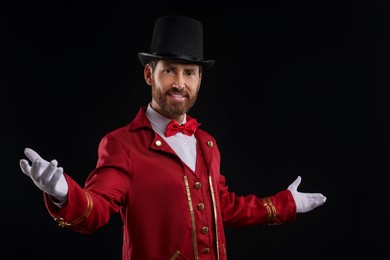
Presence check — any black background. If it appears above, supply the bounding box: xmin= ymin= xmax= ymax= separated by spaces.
xmin=1 ymin=1 xmax=389 ymax=259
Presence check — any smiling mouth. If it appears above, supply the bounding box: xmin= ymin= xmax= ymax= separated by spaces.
xmin=168 ymin=94 xmax=186 ymax=102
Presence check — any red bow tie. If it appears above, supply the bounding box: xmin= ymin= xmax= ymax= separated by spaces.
xmin=165 ymin=118 xmax=200 ymax=137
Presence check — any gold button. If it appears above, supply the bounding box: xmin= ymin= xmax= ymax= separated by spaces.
xmin=201 ymin=226 xmax=209 ymax=234
xmin=197 ymin=203 xmax=205 ymax=210
xmin=155 ymin=140 xmax=162 ymax=147
xmin=202 ymin=248 xmax=210 ymax=254
xmin=194 ymin=182 xmax=202 ymax=189
xmin=207 ymin=141 xmax=213 ymax=147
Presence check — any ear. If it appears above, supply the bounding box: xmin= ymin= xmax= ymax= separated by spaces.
xmin=144 ymin=64 xmax=152 ymax=85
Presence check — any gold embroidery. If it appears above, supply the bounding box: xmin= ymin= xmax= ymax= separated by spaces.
xmin=54 ymin=217 xmax=71 ymax=227
xmin=209 ymin=176 xmax=220 ymax=260
xmin=170 ymin=250 xmax=181 ymax=260
xmin=184 ymin=176 xmax=198 ymax=260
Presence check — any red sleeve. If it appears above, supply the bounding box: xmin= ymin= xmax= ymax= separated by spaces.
xmin=44 ymin=134 xmax=131 ymax=233
xmin=218 ymin=174 xmax=297 ymax=227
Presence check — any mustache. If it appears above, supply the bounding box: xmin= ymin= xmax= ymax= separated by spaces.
xmin=167 ymin=89 xmax=189 ymax=96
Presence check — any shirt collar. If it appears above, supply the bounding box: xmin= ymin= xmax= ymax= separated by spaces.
xmin=145 ymin=103 xmax=187 ymax=136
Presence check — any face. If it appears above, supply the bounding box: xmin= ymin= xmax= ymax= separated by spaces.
xmin=145 ymin=60 xmax=202 ymax=121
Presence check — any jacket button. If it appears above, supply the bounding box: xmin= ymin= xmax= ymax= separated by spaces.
xmin=207 ymin=141 xmax=213 ymax=147
xmin=197 ymin=203 xmax=205 ymax=210
xmin=201 ymin=226 xmax=209 ymax=234
xmin=194 ymin=182 xmax=202 ymax=189
xmin=155 ymin=140 xmax=162 ymax=147
xmin=202 ymin=248 xmax=210 ymax=254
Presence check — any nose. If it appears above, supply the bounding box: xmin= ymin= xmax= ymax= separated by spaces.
xmin=172 ymin=75 xmax=185 ymax=90
xmin=172 ymin=84 xmax=184 ymax=90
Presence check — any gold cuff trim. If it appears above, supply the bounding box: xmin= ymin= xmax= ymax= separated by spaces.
xmin=54 ymin=190 xmax=93 ymax=227
xmin=261 ymin=197 xmax=277 ymax=224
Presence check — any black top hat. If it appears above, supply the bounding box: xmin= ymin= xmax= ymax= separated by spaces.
xmin=138 ymin=15 xmax=215 ymax=71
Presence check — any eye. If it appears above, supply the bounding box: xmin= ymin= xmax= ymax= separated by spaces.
xmin=186 ymin=70 xmax=196 ymax=77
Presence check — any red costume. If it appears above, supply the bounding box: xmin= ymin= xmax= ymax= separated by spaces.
xmin=44 ymin=106 xmax=297 ymax=260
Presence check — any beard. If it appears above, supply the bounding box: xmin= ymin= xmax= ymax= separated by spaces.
xmin=152 ymin=87 xmax=198 ymax=116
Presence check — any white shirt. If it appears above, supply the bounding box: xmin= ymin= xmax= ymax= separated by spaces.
xmin=145 ymin=104 xmax=197 ymax=172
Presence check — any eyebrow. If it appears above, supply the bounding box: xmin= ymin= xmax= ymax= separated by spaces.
xmin=162 ymin=61 xmax=198 ymax=69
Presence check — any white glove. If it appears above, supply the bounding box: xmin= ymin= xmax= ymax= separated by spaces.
xmin=287 ymin=176 xmax=326 ymax=213
xmin=19 ymin=148 xmax=68 ymax=202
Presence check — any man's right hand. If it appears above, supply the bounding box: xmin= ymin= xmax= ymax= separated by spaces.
xmin=20 ymin=148 xmax=68 ymax=202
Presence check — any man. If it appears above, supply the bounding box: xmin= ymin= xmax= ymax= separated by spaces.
xmin=19 ymin=15 xmax=326 ymax=259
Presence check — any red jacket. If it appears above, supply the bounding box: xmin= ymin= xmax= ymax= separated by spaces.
xmin=44 ymin=106 xmax=296 ymax=260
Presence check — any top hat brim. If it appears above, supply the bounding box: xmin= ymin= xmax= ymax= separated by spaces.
xmin=138 ymin=53 xmax=215 ymax=71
